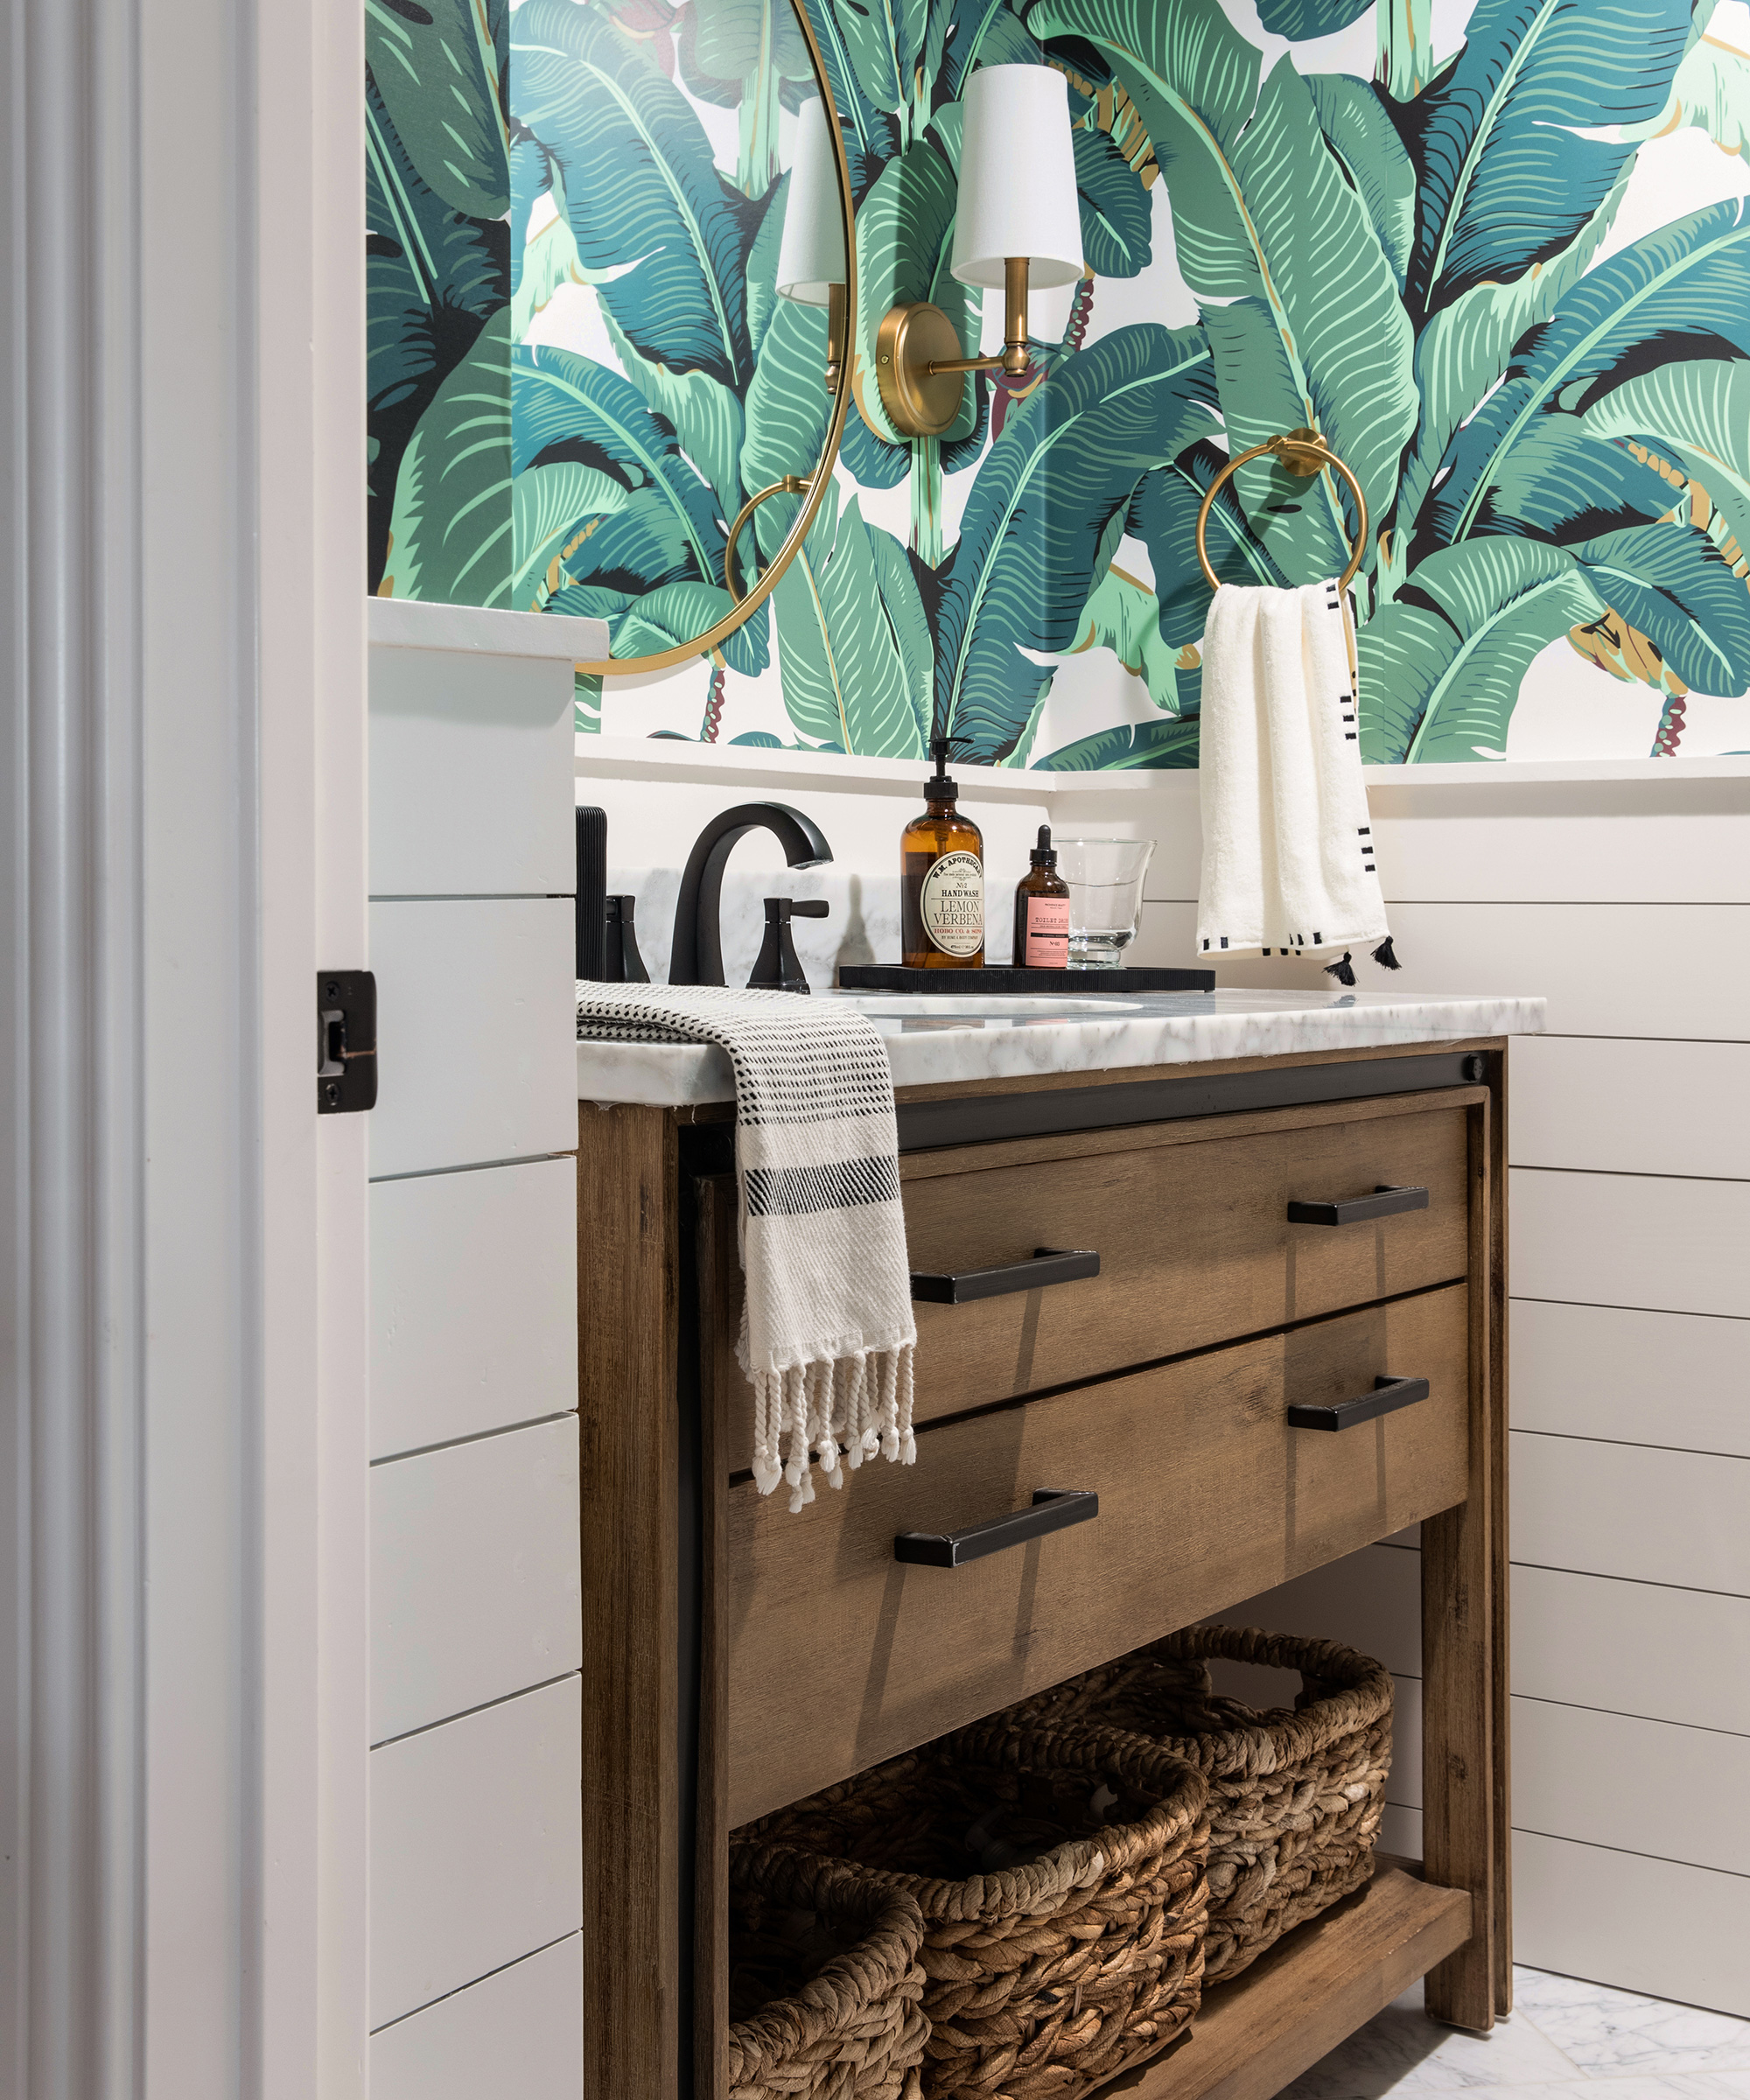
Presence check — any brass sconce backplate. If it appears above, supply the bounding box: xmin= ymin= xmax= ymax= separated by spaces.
xmin=875 ymin=303 xmax=966 ymax=439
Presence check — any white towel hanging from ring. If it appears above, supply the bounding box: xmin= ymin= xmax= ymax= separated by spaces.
xmin=1194 ymin=578 xmax=1396 ymax=982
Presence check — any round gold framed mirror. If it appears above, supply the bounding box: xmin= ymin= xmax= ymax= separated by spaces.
xmin=503 ymin=0 xmax=858 ymax=679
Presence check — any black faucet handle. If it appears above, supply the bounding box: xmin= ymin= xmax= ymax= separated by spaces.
xmin=603 ymin=895 xmax=649 ymax=984
xmin=749 ymin=894 xmax=826 ymax=994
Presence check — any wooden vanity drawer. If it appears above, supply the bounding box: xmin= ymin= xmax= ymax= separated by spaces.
xmin=724 ymin=1281 xmax=1468 ymax=1827
xmin=900 ymin=1090 xmax=1476 ymax=1429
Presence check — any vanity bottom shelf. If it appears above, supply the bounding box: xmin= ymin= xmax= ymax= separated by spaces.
xmin=1088 ymin=1858 xmax=1473 ymax=2100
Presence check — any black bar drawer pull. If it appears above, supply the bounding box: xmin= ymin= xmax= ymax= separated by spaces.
xmin=909 ymin=1246 xmax=1099 ymax=1305
xmin=894 ymin=1488 xmax=1097 ymax=1567
xmin=1287 ymin=1375 xmax=1432 ymax=1432
xmin=1286 ymin=1184 xmax=1429 ymax=1228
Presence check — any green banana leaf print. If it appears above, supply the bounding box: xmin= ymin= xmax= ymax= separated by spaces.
xmin=513 ymin=342 xmax=730 ymax=601
xmin=365 ymin=14 xmax=508 ymax=600
xmin=368 ymin=0 xmax=1750 ymax=760
xmin=1068 ymin=563 xmax=1191 ymax=711
xmin=512 ymin=0 xmax=754 ymax=389
xmin=679 ymin=0 xmax=816 ymax=197
xmin=741 ymin=298 xmax=835 ymax=558
xmin=1304 ymin=74 xmax=1414 ymax=291
xmin=1034 ymin=716 xmax=1202 ymax=766
xmin=771 ymin=480 xmax=933 ymax=754
xmin=1395 ymin=0 xmax=1690 ymax=325
xmin=934 ymin=324 xmax=1217 ymax=757
xmin=614 ymin=578 xmax=773 ymax=674
xmin=1358 ymin=540 xmax=1607 ymax=761
xmin=367 ymin=0 xmax=511 ymax=220
xmin=381 ymin=308 xmax=514 ymax=606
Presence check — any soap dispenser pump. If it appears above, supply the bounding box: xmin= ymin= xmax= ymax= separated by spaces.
xmin=901 ymin=736 xmax=984 ymax=968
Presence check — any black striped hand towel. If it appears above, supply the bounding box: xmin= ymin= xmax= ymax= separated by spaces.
xmin=578 ymin=983 xmax=916 ymax=1511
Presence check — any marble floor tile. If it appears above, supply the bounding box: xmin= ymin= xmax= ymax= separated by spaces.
xmin=1418 ymin=2082 xmax=1734 ymax=2100
xmin=1509 ymin=1970 xmax=1750 ymax=2076
xmin=1278 ymin=1970 xmax=1750 ymax=2100
xmin=1278 ymin=1979 xmax=1586 ymax=2100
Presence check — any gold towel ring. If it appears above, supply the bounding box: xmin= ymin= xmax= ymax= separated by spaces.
xmin=724 ymin=474 xmax=814 ymax=603
xmin=1194 ymin=428 xmax=1368 ymax=594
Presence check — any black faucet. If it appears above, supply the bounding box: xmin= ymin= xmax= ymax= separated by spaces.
xmin=668 ymin=802 xmax=833 ymax=986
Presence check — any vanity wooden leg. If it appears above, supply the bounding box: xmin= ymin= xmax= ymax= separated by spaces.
xmin=578 ymin=1105 xmax=682 ymax=2100
xmin=1488 ymin=1054 xmax=1514 ymax=2020
xmin=1419 ymin=1093 xmax=1503 ymax=2031
xmin=695 ymin=1172 xmax=738 ymax=2100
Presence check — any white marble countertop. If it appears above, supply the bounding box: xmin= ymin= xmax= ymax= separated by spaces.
xmin=577 ymin=988 xmax=1545 ymax=1108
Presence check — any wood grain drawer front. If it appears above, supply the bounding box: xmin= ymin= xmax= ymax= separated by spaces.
xmin=725 ymin=1283 xmax=1468 ymax=1826
xmin=902 ymin=1097 xmax=1473 ymax=1425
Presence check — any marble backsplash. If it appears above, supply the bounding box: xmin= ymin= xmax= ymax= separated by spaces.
xmin=603 ymin=865 xmax=1019 ymax=987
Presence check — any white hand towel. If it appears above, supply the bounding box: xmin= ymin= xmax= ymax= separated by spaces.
xmin=1196 ymin=579 xmax=1392 ymax=970
xmin=578 ymin=982 xmax=916 ymax=1511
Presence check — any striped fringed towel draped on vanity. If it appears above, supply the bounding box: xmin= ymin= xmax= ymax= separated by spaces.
xmin=578 ymin=982 xmax=916 ymax=1512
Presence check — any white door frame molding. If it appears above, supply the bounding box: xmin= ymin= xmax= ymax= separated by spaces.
xmin=2 ymin=0 xmax=370 ymax=2093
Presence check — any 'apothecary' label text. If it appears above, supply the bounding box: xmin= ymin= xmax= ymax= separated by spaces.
xmin=920 ymin=851 xmax=984 ymax=957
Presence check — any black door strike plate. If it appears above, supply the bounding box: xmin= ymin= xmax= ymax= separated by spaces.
xmin=318 ymin=970 xmax=377 ymax=1114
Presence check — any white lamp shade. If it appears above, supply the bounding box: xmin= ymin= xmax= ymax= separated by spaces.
xmin=775 ymin=97 xmax=847 ymax=304
xmin=950 ymin=65 xmax=1083 ymax=290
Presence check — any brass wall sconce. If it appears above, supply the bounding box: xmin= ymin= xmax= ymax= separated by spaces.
xmin=874 ymin=65 xmax=1084 ymax=440
xmin=776 ymin=96 xmax=849 ymax=393
xmin=721 ymin=96 xmax=846 ymax=606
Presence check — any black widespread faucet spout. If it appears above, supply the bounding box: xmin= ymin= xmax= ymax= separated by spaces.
xmin=669 ymin=802 xmax=834 ymax=986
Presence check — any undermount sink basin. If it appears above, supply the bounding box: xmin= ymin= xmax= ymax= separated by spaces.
xmin=824 ymin=992 xmax=1144 ymax=1018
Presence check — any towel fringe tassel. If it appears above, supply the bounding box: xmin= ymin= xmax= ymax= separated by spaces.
xmin=1372 ymin=936 xmax=1402 ymax=970
xmin=1324 ymin=950 xmax=1357 ymax=986
xmin=750 ymin=1341 xmax=916 ymax=1513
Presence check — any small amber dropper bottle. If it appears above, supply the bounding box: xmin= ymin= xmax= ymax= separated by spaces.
xmin=901 ymin=736 xmax=985 ymax=968
xmin=1013 ymin=824 xmax=1071 ymax=969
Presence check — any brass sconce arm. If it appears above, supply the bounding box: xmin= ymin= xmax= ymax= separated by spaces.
xmin=875 ymin=258 xmax=1033 ymax=438
xmin=823 ymin=282 xmax=847 ymax=391
xmin=921 ymin=258 xmax=1031 ymax=379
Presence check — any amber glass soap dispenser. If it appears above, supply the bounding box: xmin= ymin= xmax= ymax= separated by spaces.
xmin=1014 ymin=825 xmax=1071 ymax=968
xmin=901 ymin=737 xmax=984 ymax=968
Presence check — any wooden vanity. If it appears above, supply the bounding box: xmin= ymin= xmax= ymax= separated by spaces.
xmin=578 ymin=1036 xmax=1513 ymax=2100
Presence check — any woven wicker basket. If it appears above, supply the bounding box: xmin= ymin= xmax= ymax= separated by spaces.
xmin=726 ymin=1847 xmax=930 ymax=2100
xmin=739 ymin=1722 xmax=1210 ymax=2100
xmin=1015 ymin=1625 xmax=1393 ymax=1984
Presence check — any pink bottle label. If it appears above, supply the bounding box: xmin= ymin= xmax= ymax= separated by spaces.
xmin=1024 ymin=896 xmax=1070 ymax=969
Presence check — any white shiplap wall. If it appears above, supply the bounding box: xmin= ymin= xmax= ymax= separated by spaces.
xmin=367 ymin=607 xmax=596 ymax=2088
xmin=1124 ymin=766 xmax=1750 ymax=2018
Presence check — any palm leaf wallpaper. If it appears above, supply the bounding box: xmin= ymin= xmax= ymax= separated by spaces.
xmin=367 ymin=0 xmax=1750 ymax=760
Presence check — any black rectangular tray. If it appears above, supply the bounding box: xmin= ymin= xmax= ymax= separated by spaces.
xmin=836 ymin=963 xmax=1215 ymax=994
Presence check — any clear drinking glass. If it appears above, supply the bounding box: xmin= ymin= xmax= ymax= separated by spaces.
xmin=1056 ymin=838 xmax=1156 ymax=968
